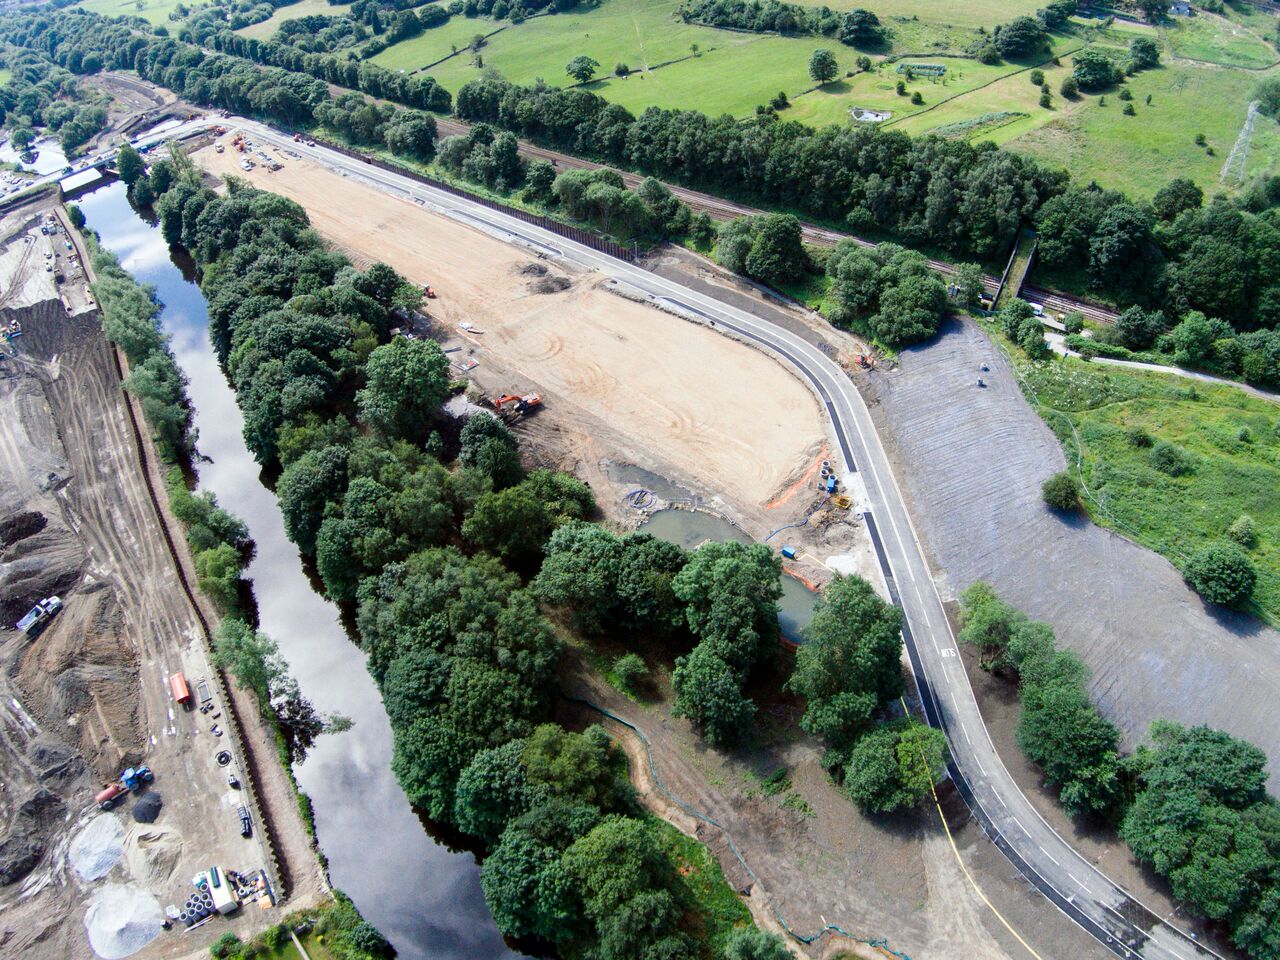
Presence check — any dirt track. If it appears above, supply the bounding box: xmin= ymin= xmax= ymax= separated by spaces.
xmin=194 ymin=140 xmax=824 ymax=509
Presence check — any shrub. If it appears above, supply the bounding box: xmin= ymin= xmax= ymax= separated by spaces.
xmin=210 ymin=934 xmax=242 ymax=960
xmin=896 ymin=79 xmax=906 ymax=95
xmin=1041 ymin=471 xmax=1080 ymax=511
xmin=1184 ymin=542 xmax=1257 ymax=605
xmin=1127 ymin=427 xmax=1153 ymax=448
xmin=1122 ymin=102 xmax=1136 ymax=115
xmin=343 ymin=920 xmax=392 ymax=956
xmin=1118 ymin=87 xmax=1133 ymax=101
xmin=1030 ymin=68 xmax=1045 ymax=86
xmin=910 ymin=90 xmax=923 ymax=105
xmin=1228 ymin=514 xmax=1258 ymax=549
xmin=1039 ymin=87 xmax=1052 ymax=108
xmin=1060 ymin=75 xmax=1079 ymax=97
xmin=1150 ymin=439 xmax=1192 ymax=476
xmin=613 ymin=653 xmax=648 ymax=693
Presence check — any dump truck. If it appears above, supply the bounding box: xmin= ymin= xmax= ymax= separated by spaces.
xmin=17 ymin=596 xmax=61 ymax=634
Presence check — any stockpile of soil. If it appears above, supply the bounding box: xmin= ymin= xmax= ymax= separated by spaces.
xmin=130 ymin=794 xmax=162 ymax=824
xmin=123 ymin=825 xmax=180 ymax=887
xmin=531 ymin=274 xmax=571 ymax=294
xmin=83 ymin=883 xmax=164 ymax=959
xmin=0 ymin=788 xmax=65 ymax=885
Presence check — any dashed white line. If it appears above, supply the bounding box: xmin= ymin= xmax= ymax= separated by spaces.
xmin=1038 ymin=845 xmax=1061 ymax=866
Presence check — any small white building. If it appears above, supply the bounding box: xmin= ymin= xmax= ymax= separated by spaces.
xmin=204 ymin=867 xmax=241 ymax=915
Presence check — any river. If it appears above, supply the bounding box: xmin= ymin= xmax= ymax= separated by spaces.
xmin=75 ymin=181 xmax=520 ymax=960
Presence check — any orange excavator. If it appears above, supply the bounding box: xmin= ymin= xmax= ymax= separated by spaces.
xmin=493 ymin=393 xmax=542 ymax=418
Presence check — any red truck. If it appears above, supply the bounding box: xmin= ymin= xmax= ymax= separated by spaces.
xmin=169 ymin=671 xmax=192 ymax=707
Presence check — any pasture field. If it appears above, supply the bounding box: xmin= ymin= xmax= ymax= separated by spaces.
xmin=786 ymin=55 xmax=1036 ymax=127
xmin=1023 ymin=357 xmax=1280 ymax=623
xmin=369 ymin=15 xmax=502 ymax=71
xmin=421 ymin=0 xmax=759 ymax=93
xmin=1007 ymin=59 xmax=1280 ymax=199
xmin=76 ymin=0 xmax=184 ymax=24
xmin=788 ymin=0 xmax=1043 ymax=29
xmin=891 ymin=52 xmax=1075 ymax=141
xmin=202 ymin=0 xmax=1276 ymax=197
xmin=1160 ymin=10 xmax=1278 ymax=68
xmin=236 ymin=0 xmax=351 ymax=40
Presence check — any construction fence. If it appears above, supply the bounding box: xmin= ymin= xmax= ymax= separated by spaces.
xmin=309 ymin=136 xmax=638 ymax=263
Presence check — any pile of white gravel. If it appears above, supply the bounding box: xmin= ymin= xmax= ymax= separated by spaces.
xmin=70 ymin=815 xmax=125 ymax=882
xmin=83 ymin=883 xmax=164 ymax=959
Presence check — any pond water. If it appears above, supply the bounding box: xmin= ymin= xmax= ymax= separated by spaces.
xmin=640 ymin=509 xmax=819 ymax=641
xmin=75 ymin=181 xmax=519 ymax=960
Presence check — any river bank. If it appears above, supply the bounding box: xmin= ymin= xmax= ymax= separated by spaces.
xmin=74 ymin=181 xmax=521 ymax=960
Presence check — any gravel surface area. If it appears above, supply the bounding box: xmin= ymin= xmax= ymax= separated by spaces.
xmin=83 ymin=883 xmax=164 ymax=959
xmin=863 ymin=317 xmax=1280 ymax=787
xmin=70 ymin=815 xmax=125 ymax=884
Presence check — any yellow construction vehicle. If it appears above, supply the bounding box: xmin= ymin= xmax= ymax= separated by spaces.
xmin=833 ymin=494 xmax=852 ymax=510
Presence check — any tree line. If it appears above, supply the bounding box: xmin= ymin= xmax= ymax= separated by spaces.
xmin=0 ymin=47 xmax=108 ymax=153
xmin=676 ymin=0 xmax=886 ymax=49
xmin=435 ymin=121 xmax=715 ymax=243
xmin=959 ymin=583 xmax=1280 ymax=960
xmin=139 ymin=159 xmax=789 ymax=958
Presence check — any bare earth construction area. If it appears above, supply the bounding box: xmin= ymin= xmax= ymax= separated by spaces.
xmin=194 ymin=141 xmax=822 ymax=512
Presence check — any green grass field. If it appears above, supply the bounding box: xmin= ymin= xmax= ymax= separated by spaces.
xmin=1160 ymin=11 xmax=1278 ymax=68
xmin=789 ymin=0 xmax=1042 ymax=29
xmin=1006 ymin=58 xmax=1280 ymax=199
xmin=359 ymin=0 xmax=1278 ymax=196
xmin=1021 ymin=357 xmax=1280 ymax=622
xmin=370 ymin=15 xmax=502 ymax=71
xmin=236 ymin=0 xmax=351 ymax=40
xmin=421 ymin=0 xmax=759 ymax=94
xmin=75 ymin=0 xmax=185 ymax=25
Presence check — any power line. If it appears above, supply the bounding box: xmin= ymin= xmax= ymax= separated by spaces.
xmin=1220 ymin=100 xmax=1261 ymax=185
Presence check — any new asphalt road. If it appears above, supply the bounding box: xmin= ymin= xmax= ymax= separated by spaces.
xmin=181 ymin=116 xmax=1222 ymax=960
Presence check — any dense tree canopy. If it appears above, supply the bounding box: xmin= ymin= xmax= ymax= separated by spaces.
xmin=789 ymin=575 xmax=903 ymax=750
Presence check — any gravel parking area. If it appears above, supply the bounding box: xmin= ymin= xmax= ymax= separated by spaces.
xmin=862 ymin=317 xmax=1280 ymax=787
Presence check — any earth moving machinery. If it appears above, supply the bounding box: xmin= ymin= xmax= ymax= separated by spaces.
xmin=121 ymin=766 xmax=154 ymax=792
xmin=494 ymin=393 xmax=541 ymax=418
xmin=17 ymin=596 xmax=61 ymax=634
xmin=95 ymin=766 xmax=154 ymax=809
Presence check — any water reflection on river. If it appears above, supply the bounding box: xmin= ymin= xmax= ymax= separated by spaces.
xmin=76 ymin=181 xmax=520 ymax=960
